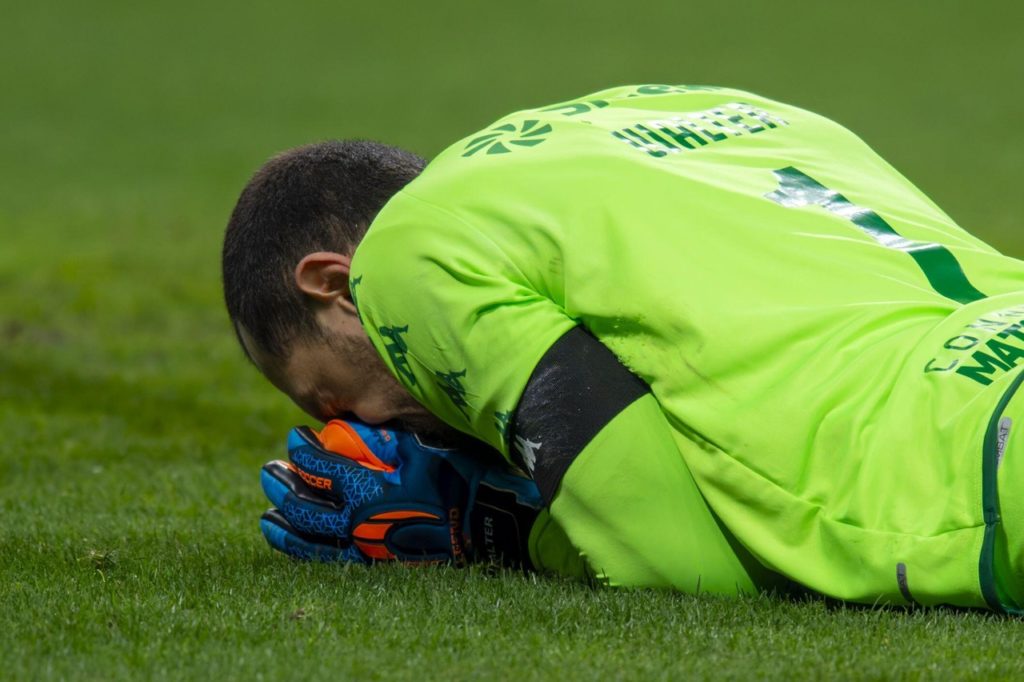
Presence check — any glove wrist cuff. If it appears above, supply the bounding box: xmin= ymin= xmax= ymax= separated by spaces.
xmin=468 ymin=482 xmax=540 ymax=569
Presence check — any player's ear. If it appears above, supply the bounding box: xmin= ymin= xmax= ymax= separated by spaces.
xmin=294 ymin=252 xmax=358 ymax=315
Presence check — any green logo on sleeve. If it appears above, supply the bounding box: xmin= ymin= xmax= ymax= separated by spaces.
xmin=494 ymin=410 xmax=512 ymax=440
xmin=462 ymin=120 xmax=552 ymax=157
xmin=435 ymin=368 xmax=470 ymax=417
xmin=349 ymin=275 xmax=363 ymax=322
xmin=378 ymin=325 xmax=417 ymax=387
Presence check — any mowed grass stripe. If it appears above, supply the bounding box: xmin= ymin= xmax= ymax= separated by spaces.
xmin=3 ymin=0 xmax=1024 ymax=679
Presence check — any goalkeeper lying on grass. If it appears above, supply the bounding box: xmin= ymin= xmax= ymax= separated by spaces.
xmin=222 ymin=84 xmax=1024 ymax=613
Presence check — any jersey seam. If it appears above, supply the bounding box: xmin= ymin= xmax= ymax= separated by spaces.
xmin=396 ymin=191 xmax=550 ymax=304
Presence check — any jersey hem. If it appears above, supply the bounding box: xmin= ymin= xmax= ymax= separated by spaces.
xmin=980 ymin=366 xmax=1024 ymax=614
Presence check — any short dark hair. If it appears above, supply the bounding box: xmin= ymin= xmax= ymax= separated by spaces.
xmin=222 ymin=140 xmax=425 ymax=358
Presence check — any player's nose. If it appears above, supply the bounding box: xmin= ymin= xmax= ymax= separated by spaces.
xmin=345 ymin=401 xmax=397 ymax=426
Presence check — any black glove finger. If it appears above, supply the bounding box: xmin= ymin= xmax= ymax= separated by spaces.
xmin=286 ymin=426 xmax=393 ymax=508
xmin=260 ymin=459 xmax=354 ymax=542
xmin=259 ymin=509 xmax=366 ymax=563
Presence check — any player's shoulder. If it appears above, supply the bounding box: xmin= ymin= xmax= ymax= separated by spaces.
xmin=430 ymin=83 xmax=780 ymax=160
xmin=351 ymin=190 xmax=447 ymax=268
xmin=408 ymin=83 xmax=819 ymax=188
xmin=350 ymin=186 xmax=496 ymax=292
xmin=353 ymin=83 xmax=833 ymax=273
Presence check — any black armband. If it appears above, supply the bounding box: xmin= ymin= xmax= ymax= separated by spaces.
xmin=509 ymin=326 xmax=649 ymax=504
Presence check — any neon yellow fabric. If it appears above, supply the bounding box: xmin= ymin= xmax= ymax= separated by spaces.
xmin=547 ymin=395 xmax=775 ymax=593
xmin=350 ymin=84 xmax=1024 ymax=609
xmin=994 ymin=375 xmax=1024 ymax=611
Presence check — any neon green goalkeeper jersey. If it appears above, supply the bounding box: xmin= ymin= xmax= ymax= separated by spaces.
xmin=350 ymin=84 xmax=1024 ymax=611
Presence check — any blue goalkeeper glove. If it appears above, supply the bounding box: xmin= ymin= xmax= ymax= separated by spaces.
xmin=259 ymin=418 xmax=542 ymax=567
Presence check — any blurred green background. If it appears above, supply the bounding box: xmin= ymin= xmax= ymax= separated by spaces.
xmin=4 ymin=0 xmax=1022 ymax=434
xmin=2 ymin=1 xmax=1024 ymax=678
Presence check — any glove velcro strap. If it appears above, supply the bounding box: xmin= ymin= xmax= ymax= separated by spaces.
xmin=469 ymin=482 xmax=540 ymax=569
xmin=352 ymin=509 xmax=454 ymax=562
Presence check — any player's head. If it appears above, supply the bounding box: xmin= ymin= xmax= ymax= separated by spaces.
xmin=222 ymin=140 xmax=440 ymax=432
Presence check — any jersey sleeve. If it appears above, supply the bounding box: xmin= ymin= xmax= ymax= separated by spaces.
xmin=352 ymin=192 xmax=774 ymax=592
xmin=349 ymin=191 xmax=577 ymax=459
xmin=511 ymin=323 xmax=776 ymax=592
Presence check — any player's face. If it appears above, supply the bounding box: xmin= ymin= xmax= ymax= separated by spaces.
xmin=238 ymin=322 xmax=452 ymax=437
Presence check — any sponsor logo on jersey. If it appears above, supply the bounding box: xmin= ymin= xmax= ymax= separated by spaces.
xmin=540 ymin=99 xmax=609 ymax=117
xmin=462 ymin=119 xmax=552 ymax=157
xmin=611 ymin=102 xmax=788 ymax=158
xmin=537 ymin=85 xmax=720 ymax=118
xmin=923 ymin=305 xmax=1024 ymax=386
xmin=626 ymin=84 xmax=721 ymax=97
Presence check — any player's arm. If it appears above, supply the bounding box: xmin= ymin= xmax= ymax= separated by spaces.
xmin=509 ymin=325 xmax=768 ymax=592
xmin=350 ymin=195 xmax=768 ymax=593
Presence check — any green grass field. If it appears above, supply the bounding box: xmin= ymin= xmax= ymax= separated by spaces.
xmin=3 ymin=1 xmax=1024 ymax=679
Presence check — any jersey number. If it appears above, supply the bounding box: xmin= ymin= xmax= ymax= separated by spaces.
xmin=766 ymin=166 xmax=986 ymax=304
